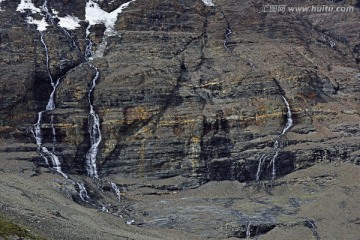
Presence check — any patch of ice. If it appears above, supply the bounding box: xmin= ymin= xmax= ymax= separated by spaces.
xmin=85 ymin=0 xmax=135 ymax=35
xmin=202 ymin=0 xmax=215 ymax=6
xmin=58 ymin=15 xmax=81 ymax=30
xmin=86 ymin=0 xmax=136 ymax=58
xmin=26 ymin=16 xmax=49 ymax=31
xmin=16 ymin=0 xmax=41 ymax=13
xmin=51 ymin=8 xmax=58 ymax=15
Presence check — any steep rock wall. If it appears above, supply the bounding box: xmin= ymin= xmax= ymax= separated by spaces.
xmin=0 ymin=0 xmax=359 ymax=185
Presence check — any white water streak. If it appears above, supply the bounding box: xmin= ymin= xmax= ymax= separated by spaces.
xmin=202 ymin=0 xmax=215 ymax=6
xmin=255 ymin=155 xmax=266 ymax=181
xmin=256 ymin=95 xmax=293 ymax=181
xmin=110 ymin=182 xmax=121 ymax=201
xmin=50 ymin=114 xmax=56 ymax=151
xmin=246 ymin=221 xmax=251 ymax=239
xmin=281 ymin=96 xmax=293 ymax=135
xmin=77 ymin=182 xmax=90 ymax=202
xmin=31 ymin=31 xmax=66 ymax=178
xmin=270 ymin=96 xmax=293 ymax=180
xmin=84 ymin=65 xmax=101 ymax=178
xmin=83 ymin=0 xmax=136 ymax=177
xmin=224 ymin=27 xmax=232 ymax=51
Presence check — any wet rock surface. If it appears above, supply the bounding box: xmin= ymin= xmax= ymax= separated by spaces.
xmin=0 ymin=0 xmax=359 ymax=239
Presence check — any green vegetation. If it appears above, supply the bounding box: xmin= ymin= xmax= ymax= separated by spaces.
xmin=0 ymin=216 xmax=45 ymax=240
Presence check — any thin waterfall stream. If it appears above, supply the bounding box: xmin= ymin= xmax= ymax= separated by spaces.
xmin=256 ymin=95 xmax=293 ymax=181
xmin=246 ymin=221 xmax=252 ymax=239
xmin=20 ymin=0 xmax=138 ymax=205
xmin=270 ymin=96 xmax=293 ymax=180
xmin=31 ymin=32 xmax=67 ymax=179
xmin=84 ymin=21 xmax=101 ymax=179
xmin=84 ymin=29 xmax=122 ymax=203
xmin=22 ymin=0 xmax=99 ymax=202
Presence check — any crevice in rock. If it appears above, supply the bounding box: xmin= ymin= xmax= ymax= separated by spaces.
xmin=272 ymin=77 xmax=286 ymax=96
xmin=195 ymin=9 xmax=210 ymax=71
xmin=220 ymin=11 xmax=234 ymax=52
xmin=174 ymin=34 xmax=205 ymax=57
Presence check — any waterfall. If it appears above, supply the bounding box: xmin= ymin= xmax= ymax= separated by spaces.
xmin=40 ymin=0 xmax=53 ymax=24
xmin=31 ymin=32 xmax=67 ymax=178
xmin=110 ymin=182 xmax=121 ymax=201
xmin=281 ymin=96 xmax=293 ymax=135
xmin=83 ymin=25 xmax=101 ymax=178
xmin=83 ymin=0 xmax=136 ymax=178
xmin=18 ymin=0 xmax=97 ymax=202
xmin=224 ymin=27 xmax=232 ymax=51
xmin=84 ymin=71 xmax=102 ymax=178
xmin=221 ymin=12 xmax=232 ymax=51
xmin=269 ymin=96 xmax=293 ymax=180
xmin=246 ymin=221 xmax=251 ymax=238
xmin=77 ymin=182 xmax=90 ymax=202
xmin=255 ymin=154 xmax=267 ymax=181
xmin=256 ymin=95 xmax=293 ymax=181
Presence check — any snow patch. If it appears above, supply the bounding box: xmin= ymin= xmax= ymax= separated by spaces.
xmin=58 ymin=15 xmax=81 ymax=30
xmin=16 ymin=0 xmax=49 ymax=31
xmin=85 ymin=0 xmax=135 ymax=35
xmin=0 ymin=0 xmax=4 ymax=12
xmin=86 ymin=0 xmax=136 ymax=58
xmin=26 ymin=16 xmax=49 ymax=31
xmin=51 ymin=8 xmax=58 ymax=15
xmin=202 ymin=0 xmax=215 ymax=6
xmin=16 ymin=0 xmax=41 ymax=13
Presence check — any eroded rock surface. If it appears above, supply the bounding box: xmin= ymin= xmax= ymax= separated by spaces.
xmin=0 ymin=0 xmax=359 ymax=239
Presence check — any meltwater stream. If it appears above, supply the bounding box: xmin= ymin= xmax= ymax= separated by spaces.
xmin=19 ymin=0 xmax=125 ymax=205
xmin=270 ymin=96 xmax=293 ymax=179
xmin=31 ymin=32 xmax=67 ymax=179
xmin=256 ymin=95 xmax=293 ymax=181
xmin=84 ymin=31 xmax=101 ymax=179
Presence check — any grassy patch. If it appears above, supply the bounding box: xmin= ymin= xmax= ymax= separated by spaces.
xmin=0 ymin=216 xmax=45 ymax=240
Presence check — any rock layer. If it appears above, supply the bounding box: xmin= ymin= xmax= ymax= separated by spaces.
xmin=0 ymin=0 xmax=359 ymax=238
xmin=1 ymin=0 xmax=359 ymax=181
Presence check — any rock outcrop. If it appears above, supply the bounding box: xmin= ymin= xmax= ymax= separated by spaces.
xmin=0 ymin=0 xmax=359 ymax=239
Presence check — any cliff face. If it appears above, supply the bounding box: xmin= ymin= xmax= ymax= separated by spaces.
xmin=0 ymin=0 xmax=359 ymax=239
xmin=2 ymin=0 xmax=358 ymax=181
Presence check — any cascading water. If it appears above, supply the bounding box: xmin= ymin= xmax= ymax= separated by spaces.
xmin=221 ymin=12 xmax=233 ymax=51
xmin=83 ymin=0 xmax=137 ymax=179
xmin=224 ymin=26 xmax=232 ymax=51
xmin=246 ymin=221 xmax=251 ymax=239
xmin=77 ymin=182 xmax=90 ymax=202
xmin=21 ymin=0 xmax=135 ymax=203
xmin=40 ymin=0 xmax=53 ymax=24
xmin=110 ymin=182 xmax=121 ymax=201
xmin=84 ymin=66 xmax=101 ymax=178
xmin=31 ymin=32 xmax=67 ymax=178
xmin=255 ymin=154 xmax=267 ymax=181
xmin=18 ymin=0 xmax=97 ymax=202
xmin=256 ymin=95 xmax=293 ymax=181
xmin=269 ymin=96 xmax=293 ymax=180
